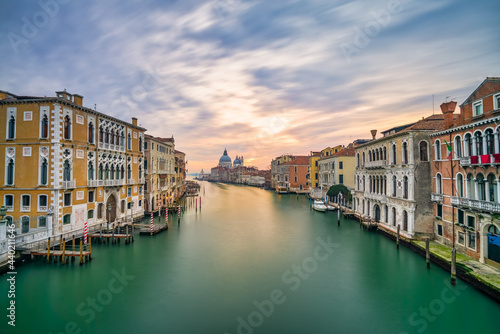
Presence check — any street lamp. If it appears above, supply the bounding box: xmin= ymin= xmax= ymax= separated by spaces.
xmin=0 ymin=205 xmax=7 ymax=242
xmin=107 ymin=204 xmax=112 ymax=230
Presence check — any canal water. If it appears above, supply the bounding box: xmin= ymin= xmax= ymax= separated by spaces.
xmin=1 ymin=181 xmax=499 ymax=334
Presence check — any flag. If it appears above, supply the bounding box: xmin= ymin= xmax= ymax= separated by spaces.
xmin=444 ymin=140 xmax=453 ymax=161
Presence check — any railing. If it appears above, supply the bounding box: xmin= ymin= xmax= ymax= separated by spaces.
xmin=6 ymin=205 xmax=13 ymax=211
xmin=21 ymin=206 xmax=30 ymax=212
xmin=460 ymin=154 xmax=500 ymax=167
xmin=431 ymin=193 xmax=443 ymax=202
xmin=139 ymin=178 xmax=145 ymax=184
xmin=38 ymin=205 xmax=47 ymax=211
xmin=364 ymin=160 xmax=387 ymax=169
xmin=364 ymin=192 xmax=387 ymax=203
xmin=62 ymin=180 xmax=76 ymax=189
xmin=88 ymin=179 xmax=102 ymax=187
xmin=452 ymin=196 xmax=500 ymax=213
xmin=128 ymin=178 xmax=135 ymax=185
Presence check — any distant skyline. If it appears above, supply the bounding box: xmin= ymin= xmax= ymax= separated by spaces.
xmin=1 ymin=0 xmax=499 ymax=172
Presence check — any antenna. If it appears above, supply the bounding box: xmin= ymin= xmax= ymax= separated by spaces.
xmin=432 ymin=95 xmax=434 ymax=115
xmin=94 ymin=104 xmax=97 ymax=110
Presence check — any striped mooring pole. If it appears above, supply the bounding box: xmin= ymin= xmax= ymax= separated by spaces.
xmin=84 ymin=221 xmax=88 ymax=245
xmin=165 ymin=207 xmax=169 ymax=226
xmin=178 ymin=205 xmax=181 ymax=223
xmin=150 ymin=212 xmax=153 ymax=236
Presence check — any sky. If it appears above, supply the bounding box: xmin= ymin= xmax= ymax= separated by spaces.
xmin=0 ymin=0 xmax=499 ymax=172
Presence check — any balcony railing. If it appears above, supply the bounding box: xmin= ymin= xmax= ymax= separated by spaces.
xmin=460 ymin=154 xmax=500 ymax=167
xmin=98 ymin=141 xmax=125 ymax=152
xmin=431 ymin=193 xmax=443 ymax=202
xmin=88 ymin=180 xmax=102 ymax=187
xmin=364 ymin=160 xmax=387 ymax=169
xmin=21 ymin=206 xmax=30 ymax=212
xmin=451 ymin=196 xmax=500 ymax=213
xmin=128 ymin=178 xmax=135 ymax=185
xmin=38 ymin=205 xmax=47 ymax=211
xmin=62 ymin=180 xmax=76 ymax=189
xmin=139 ymin=178 xmax=145 ymax=184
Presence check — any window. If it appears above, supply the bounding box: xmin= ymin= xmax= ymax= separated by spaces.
xmin=468 ymin=231 xmax=476 ymax=249
xmin=402 ymin=142 xmax=408 ymax=164
xmin=403 ymin=176 xmax=408 ymax=199
xmin=7 ymin=116 xmax=15 ymax=139
xmin=495 ymin=93 xmax=500 ymax=110
xmin=436 ymin=174 xmax=442 ymax=194
xmin=139 ymin=137 xmax=143 ymax=152
xmin=40 ymin=158 xmax=48 ymax=185
xmin=402 ymin=211 xmax=408 ymax=231
xmin=488 ymin=174 xmax=496 ymax=202
xmin=64 ymin=193 xmax=71 ymax=206
xmin=88 ymin=122 xmax=94 ymax=144
xmin=339 ymin=174 xmax=344 ymax=184
xmin=458 ymin=232 xmax=465 ymax=245
xmin=88 ymin=191 xmax=94 ymax=203
xmin=128 ymin=187 xmax=132 ymax=197
xmin=121 ymin=200 xmax=126 ymax=213
xmin=21 ymin=195 xmax=30 ymax=211
xmin=454 ymin=136 xmax=462 ymax=158
xmin=139 ymin=200 xmax=142 ymax=207
xmin=392 ymin=144 xmax=397 ymax=164
xmin=128 ymin=133 xmax=132 ymax=150
xmin=294 ymin=176 xmax=297 ymax=182
xmin=38 ymin=195 xmax=48 ymax=211
xmin=6 ymin=159 xmax=14 ymax=185
xmin=435 ymin=140 xmax=441 ymax=160
xmin=88 ymin=162 xmax=94 ymax=181
xmin=97 ymin=203 xmax=104 ymax=219
xmin=339 ymin=161 xmax=343 ymax=169
xmin=486 ymin=129 xmax=495 ymax=154
xmin=457 ymin=174 xmax=464 ymax=197
xmin=63 ymin=115 xmax=71 ymax=139
xmin=38 ymin=216 xmax=46 ymax=228
xmin=474 ymin=131 xmax=483 ymax=155
xmin=464 ymin=133 xmax=472 ymax=157
xmin=21 ymin=216 xmax=30 ymax=233
xmin=473 ymin=101 xmax=483 ymax=116
xmin=63 ymin=214 xmax=71 ymax=225
xmin=467 ymin=215 xmax=475 ymax=230
xmin=436 ymin=204 xmax=442 ymax=218
xmin=99 ymin=126 xmax=103 ymax=143
xmin=362 ymin=152 xmax=365 ymax=166
xmin=144 ymin=142 xmax=148 ymax=150
xmin=392 ymin=207 xmax=396 ymax=226
xmin=88 ymin=209 xmax=94 ymax=219
xmin=5 ymin=195 xmax=13 ymax=210
xmin=458 ymin=209 xmax=464 ymax=225
xmin=392 ymin=176 xmax=397 ymax=197
xmin=63 ymin=160 xmax=71 ymax=181
xmin=477 ymin=173 xmax=486 ymax=201
xmin=419 ymin=141 xmax=428 ymax=161
xmin=437 ymin=224 xmax=443 ymax=236
xmin=127 ymin=202 xmax=132 ymax=209
xmin=128 ymin=165 xmax=132 ymax=179
xmin=41 ymin=114 xmax=49 ymax=138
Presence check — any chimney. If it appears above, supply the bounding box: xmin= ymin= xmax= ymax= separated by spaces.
xmin=132 ymin=117 xmax=138 ymax=126
xmin=370 ymin=129 xmax=377 ymax=140
xmin=73 ymin=94 xmax=83 ymax=106
xmin=440 ymin=101 xmax=457 ymax=129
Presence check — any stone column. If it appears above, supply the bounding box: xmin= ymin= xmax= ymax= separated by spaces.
xmin=409 ymin=136 xmax=414 ymax=164
xmin=482 ymin=135 xmax=488 ymax=155
xmin=485 ymin=180 xmax=490 ymax=202
xmin=495 ymin=131 xmax=500 ymax=154
xmin=496 ymin=179 xmax=500 ymax=203
xmin=472 ymin=137 xmax=477 ymax=155
xmin=474 ymin=178 xmax=479 ymax=200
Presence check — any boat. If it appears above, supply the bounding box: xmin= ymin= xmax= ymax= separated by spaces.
xmin=276 ymin=187 xmax=288 ymax=194
xmin=312 ymin=200 xmax=327 ymax=212
xmin=326 ymin=204 xmax=337 ymax=211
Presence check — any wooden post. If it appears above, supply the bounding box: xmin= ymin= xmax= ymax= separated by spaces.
xmin=79 ymin=240 xmax=83 ymax=265
xmin=451 ymin=247 xmax=457 ymax=285
xmin=126 ymin=225 xmax=129 ymax=244
xmin=99 ymin=223 xmax=103 ymax=244
xmin=112 ymin=223 xmax=115 ymax=244
xmin=88 ymin=236 xmax=92 ymax=261
xmin=62 ymin=238 xmax=66 ymax=265
xmin=426 ymin=237 xmax=430 ymax=268
xmin=46 ymin=237 xmax=51 ymax=263
xmin=396 ymin=224 xmax=400 ymax=249
xmin=131 ymin=222 xmax=134 ymax=242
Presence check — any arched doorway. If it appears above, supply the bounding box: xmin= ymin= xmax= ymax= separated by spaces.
xmin=374 ymin=204 xmax=381 ymax=222
xmin=106 ymin=194 xmax=117 ymax=223
xmin=487 ymin=224 xmax=500 ymax=268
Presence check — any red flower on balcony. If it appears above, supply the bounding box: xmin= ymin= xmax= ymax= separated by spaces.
xmin=480 ymin=154 xmax=491 ymax=164
xmin=493 ymin=153 xmax=500 ymax=163
xmin=470 ymin=155 xmax=479 ymax=164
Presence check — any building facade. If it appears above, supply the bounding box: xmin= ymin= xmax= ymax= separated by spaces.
xmin=0 ymin=90 xmax=145 ymax=260
xmin=318 ymin=145 xmax=344 ymax=191
xmin=278 ymin=156 xmax=309 ymax=193
xmin=271 ymin=155 xmax=296 ymax=190
xmin=430 ymin=77 xmax=500 ymax=268
xmin=353 ymin=116 xmax=446 ymax=239
xmin=143 ymin=135 xmax=175 ymax=213
xmin=174 ymin=150 xmax=186 ymax=201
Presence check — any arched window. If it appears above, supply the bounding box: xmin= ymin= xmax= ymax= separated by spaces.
xmin=376 ymin=149 xmax=379 ymax=161
xmin=40 ymin=158 xmax=48 ymax=185
xmin=456 ymin=173 xmax=464 ymax=198
xmin=110 ymin=130 xmax=115 ymax=146
xmin=105 ymin=164 xmax=109 ymax=180
xmin=477 ymin=173 xmax=486 ymax=201
xmin=403 ymin=176 xmax=409 ymax=199
xmin=392 ymin=207 xmax=396 ymax=226
xmin=436 ymin=174 xmax=442 ymax=194
xmin=487 ymin=174 xmax=496 ymax=202
xmin=383 ymin=147 xmax=387 ymax=161
xmin=41 ymin=115 xmax=49 ymax=139
xmin=486 ymin=129 xmax=495 ymax=154
xmin=402 ymin=142 xmax=408 ymax=164
xmin=22 ymin=216 xmax=30 ymax=234
xmin=105 ymin=129 xmax=109 ymax=144
xmin=435 ymin=140 xmax=441 ymax=160
xmin=384 ymin=176 xmax=387 ymax=195
xmin=467 ymin=173 xmax=474 ymax=199
xmin=121 ymin=166 xmax=125 ymax=179
xmin=419 ymin=141 xmax=428 ymax=161
xmin=139 ymin=137 xmax=143 ymax=152
xmin=63 ymin=160 xmax=71 ymax=181
xmin=392 ymin=144 xmax=397 ymax=164
xmin=120 ymin=132 xmax=125 ymax=147
xmin=115 ymin=132 xmax=119 ymax=145
xmin=6 ymin=159 xmax=14 ymax=185
xmin=8 ymin=116 xmax=15 ymax=139
xmin=88 ymin=162 xmax=94 ymax=180
xmin=110 ymin=165 xmax=115 ymax=180
xmin=128 ymin=165 xmax=132 ymax=179
xmin=139 ymin=165 xmax=142 ymax=179
xmin=362 ymin=152 xmax=365 ymax=166
xmin=88 ymin=122 xmax=94 ymax=144
xmin=99 ymin=126 xmax=103 ymax=143
xmin=63 ymin=116 xmax=71 ymax=139
xmin=128 ymin=133 xmax=132 ymax=150
xmin=368 ymin=150 xmax=372 ymax=162
xmin=362 ymin=176 xmax=365 ymax=191
xmin=474 ymin=131 xmax=483 ymax=155
xmin=115 ymin=167 xmax=120 ymax=180
xmin=392 ymin=176 xmax=397 ymax=197
xmin=98 ymin=164 xmax=103 ymax=180
xmin=402 ymin=211 xmax=408 ymax=231
xmin=454 ymin=136 xmax=462 ymax=158
xmin=464 ymin=133 xmax=472 ymax=157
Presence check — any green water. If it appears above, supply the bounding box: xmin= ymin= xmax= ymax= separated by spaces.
xmin=1 ymin=181 xmax=499 ymax=334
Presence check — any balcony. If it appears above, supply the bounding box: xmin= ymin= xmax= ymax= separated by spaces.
xmin=460 ymin=154 xmax=500 ymax=167
xmin=452 ymin=196 xmax=500 ymax=213
xmin=62 ymin=180 xmax=76 ymax=189
xmin=364 ymin=192 xmax=388 ymax=203
xmin=128 ymin=178 xmax=135 ymax=185
xmin=431 ymin=193 xmax=443 ymax=202
xmin=98 ymin=142 xmax=125 ymax=152
xmin=88 ymin=180 xmax=102 ymax=187
xmin=139 ymin=178 xmax=145 ymax=184
xmin=364 ymin=160 xmax=387 ymax=169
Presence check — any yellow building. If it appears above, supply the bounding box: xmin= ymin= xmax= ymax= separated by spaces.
xmin=0 ymin=90 xmax=145 ymax=244
xmin=331 ymin=144 xmax=355 ymax=190
xmin=144 ymin=135 xmax=176 ymax=213
xmin=308 ymin=151 xmax=321 ymax=189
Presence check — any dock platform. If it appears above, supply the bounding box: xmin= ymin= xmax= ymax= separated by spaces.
xmin=140 ymin=224 xmax=168 ymax=235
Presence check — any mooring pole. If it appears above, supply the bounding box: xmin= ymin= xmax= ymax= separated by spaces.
xmin=62 ymin=238 xmax=66 ymax=265
xmin=396 ymin=224 xmax=400 ymax=249
xmin=79 ymin=240 xmax=83 ymax=265
xmin=451 ymin=247 xmax=457 ymax=285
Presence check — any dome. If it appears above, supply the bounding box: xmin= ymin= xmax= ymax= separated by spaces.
xmin=219 ymin=148 xmax=232 ymax=165
xmin=233 ymin=155 xmax=242 ymax=165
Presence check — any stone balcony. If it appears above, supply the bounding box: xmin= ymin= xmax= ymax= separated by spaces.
xmin=431 ymin=193 xmax=443 ymax=202
xmin=364 ymin=192 xmax=388 ymax=203
xmin=88 ymin=180 xmax=102 ymax=187
xmin=451 ymin=196 xmax=500 ymax=213
xmin=128 ymin=178 xmax=135 ymax=185
xmin=460 ymin=154 xmax=500 ymax=167
xmin=364 ymin=160 xmax=387 ymax=169
xmin=62 ymin=180 xmax=76 ymax=189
